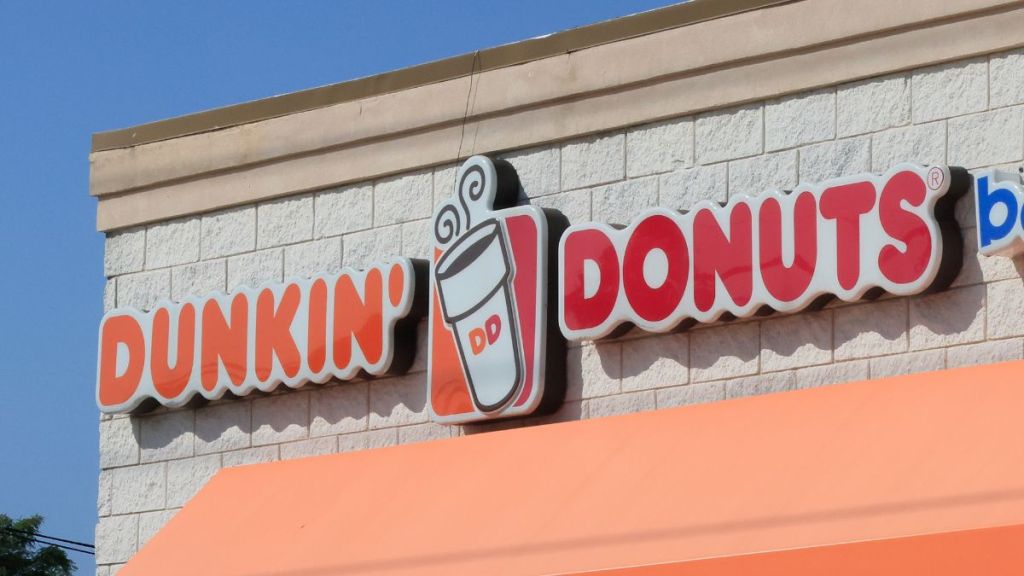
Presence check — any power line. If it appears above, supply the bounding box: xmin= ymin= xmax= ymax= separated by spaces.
xmin=1 ymin=528 xmax=95 ymax=556
xmin=2 ymin=532 xmax=95 ymax=556
xmin=1 ymin=526 xmax=94 ymax=549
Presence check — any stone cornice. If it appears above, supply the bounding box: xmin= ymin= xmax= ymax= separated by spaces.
xmin=91 ymin=0 xmax=1024 ymax=230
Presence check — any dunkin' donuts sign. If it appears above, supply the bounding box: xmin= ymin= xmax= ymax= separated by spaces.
xmin=560 ymin=165 xmax=966 ymax=338
xmin=97 ymin=260 xmax=424 ymax=414
xmin=427 ymin=157 xmax=566 ymax=423
xmin=99 ymin=156 xmax=981 ymax=424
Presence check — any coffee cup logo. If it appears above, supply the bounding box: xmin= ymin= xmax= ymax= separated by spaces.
xmin=435 ymin=219 xmax=523 ymax=410
xmin=427 ymin=156 xmax=566 ymax=423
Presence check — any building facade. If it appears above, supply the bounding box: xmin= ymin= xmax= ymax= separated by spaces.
xmin=93 ymin=0 xmax=1024 ymax=573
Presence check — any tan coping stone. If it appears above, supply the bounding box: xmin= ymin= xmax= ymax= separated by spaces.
xmin=91 ymin=0 xmax=1024 ymax=230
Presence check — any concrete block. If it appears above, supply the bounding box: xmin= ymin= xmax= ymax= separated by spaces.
xmin=659 ymin=163 xmax=727 ymax=210
xmin=252 ymin=392 xmax=309 ymax=446
xmin=408 ymin=319 xmax=429 ymax=374
xmin=227 ymin=248 xmax=282 ymax=290
xmin=626 ymin=117 xmax=694 ymax=177
xmin=566 ymin=342 xmax=621 ymax=401
xmin=948 ymin=107 xmax=1024 ymax=169
xmin=257 ymin=194 xmax=314 ymax=248
xmin=987 ymin=279 xmax=1024 ymax=338
xmin=981 ymin=253 xmax=1024 ymax=285
xmin=195 ymin=401 xmax=251 ymax=455
xmin=138 ymin=509 xmax=177 ymax=550
xmin=589 ymin=391 xmax=656 ymax=419
xmin=104 ymin=280 xmax=116 ymax=312
xmin=97 ymin=469 xmax=112 ymax=516
xmin=110 ymin=462 xmax=165 ymax=514
xmin=765 ymin=88 xmax=836 ymax=151
xmin=146 ymin=217 xmax=200 ymax=269
xmin=398 ymin=422 xmax=455 ymax=444
xmin=591 ymin=177 xmax=659 ymax=225
xmin=104 ymin=227 xmax=145 ymax=277
xmin=117 ymin=269 xmax=170 ymax=311
xmin=400 ymin=219 xmax=432 ymax=261
xmin=530 ymin=188 xmax=590 ymax=225
xmin=724 ymin=371 xmax=796 ymax=399
xmin=561 ymin=133 xmax=625 ymax=191
xmin=374 ymin=170 xmax=432 ymax=226
xmin=166 ymin=454 xmax=222 ymax=507
xmin=368 ymin=374 xmax=428 ymax=429
xmin=200 ymin=206 xmax=256 ymax=259
xmin=911 ymin=58 xmax=987 ymax=123
xmin=432 ymin=164 xmax=458 ymax=208
xmin=655 ymin=381 xmax=726 ymax=408
xmin=947 ymin=338 xmax=1023 ymax=369
xmin=621 ymin=334 xmax=688 ymax=392
xmin=869 ymin=349 xmax=945 ymax=379
xmin=834 ymin=299 xmax=908 ymax=360
xmin=728 ymin=150 xmax=797 ymax=196
xmin=338 ymin=428 xmax=399 ymax=453
xmin=690 ymin=322 xmax=760 ymax=382
xmin=760 ymin=310 xmax=832 ymax=371
xmin=342 ymin=226 xmax=402 ymax=268
xmin=837 ymin=73 xmax=910 ymax=137
xmin=280 ymin=436 xmax=337 ymax=460
xmin=951 ymin=227 xmax=983 ymax=288
xmin=695 ymin=104 xmax=763 ymax=163
xmin=871 ymin=122 xmax=946 ymax=172
xmin=501 ymin=146 xmax=560 ymax=198
xmin=909 ymin=285 xmax=985 ymax=350
xmin=284 ymin=237 xmax=342 ymax=278
xmin=222 ymin=446 xmax=278 ymax=468
xmin=314 ymin=184 xmax=373 ymax=238
xmin=798 ymin=138 xmax=871 ymax=183
xmin=171 ymin=260 xmax=225 ymax=300
xmin=95 ymin=515 xmax=137 ymax=564
xmin=795 ymin=360 xmax=869 ymax=389
xmin=100 ymin=417 xmax=139 ymax=469
xmin=310 ymin=382 xmax=369 ymax=437
xmin=139 ymin=411 xmax=194 ymax=463
xmin=990 ymin=49 xmax=1024 ymax=108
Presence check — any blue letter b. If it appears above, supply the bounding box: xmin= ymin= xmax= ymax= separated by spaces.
xmin=976 ymin=175 xmax=1020 ymax=249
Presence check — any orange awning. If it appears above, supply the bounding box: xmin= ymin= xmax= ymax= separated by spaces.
xmin=121 ymin=360 xmax=1024 ymax=576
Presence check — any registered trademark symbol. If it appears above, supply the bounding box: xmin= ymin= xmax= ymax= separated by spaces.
xmin=927 ymin=167 xmax=944 ymax=190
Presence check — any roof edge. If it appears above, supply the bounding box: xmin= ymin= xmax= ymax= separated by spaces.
xmin=91 ymin=0 xmax=791 ymax=152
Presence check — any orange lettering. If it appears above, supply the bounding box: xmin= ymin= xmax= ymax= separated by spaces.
xmin=98 ymin=315 xmax=146 ymax=408
xmin=333 ymin=270 xmax=384 ymax=370
xmin=256 ymin=285 xmax=302 ymax=381
xmin=152 ymin=305 xmax=196 ymax=400
xmin=308 ymin=279 xmax=328 ymax=374
xmin=388 ymin=263 xmax=405 ymax=308
xmin=470 ymin=328 xmax=487 ymax=355
xmin=201 ymin=294 xmax=248 ymax=391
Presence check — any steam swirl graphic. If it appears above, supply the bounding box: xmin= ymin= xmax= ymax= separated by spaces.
xmin=433 ymin=156 xmax=496 ymax=249
xmin=433 ymin=203 xmax=462 ymax=247
xmin=458 ymin=163 xmax=487 ymax=228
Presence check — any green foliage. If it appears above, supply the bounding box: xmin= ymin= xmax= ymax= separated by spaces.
xmin=0 ymin=515 xmax=75 ymax=576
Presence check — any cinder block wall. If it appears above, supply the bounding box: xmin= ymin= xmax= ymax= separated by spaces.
xmin=96 ymin=50 xmax=1024 ymax=574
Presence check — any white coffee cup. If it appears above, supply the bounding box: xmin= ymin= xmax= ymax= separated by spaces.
xmin=435 ymin=219 xmax=523 ymax=412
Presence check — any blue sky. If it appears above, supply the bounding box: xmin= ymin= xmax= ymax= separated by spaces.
xmin=0 ymin=0 xmax=672 ymax=571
